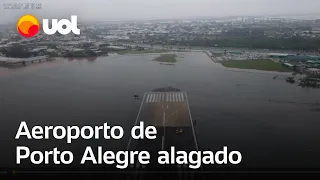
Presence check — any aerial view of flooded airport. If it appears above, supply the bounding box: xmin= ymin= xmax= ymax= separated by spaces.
xmin=3 ymin=0 xmax=320 ymax=178
xmin=1 ymin=48 xmax=320 ymax=170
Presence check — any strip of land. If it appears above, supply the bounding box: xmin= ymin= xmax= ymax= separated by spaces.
xmin=220 ymin=59 xmax=292 ymax=72
xmin=154 ymin=54 xmax=177 ymax=63
xmin=117 ymin=49 xmax=169 ymax=55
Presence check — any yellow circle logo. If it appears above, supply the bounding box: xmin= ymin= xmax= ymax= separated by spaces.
xmin=16 ymin=14 xmax=39 ymax=38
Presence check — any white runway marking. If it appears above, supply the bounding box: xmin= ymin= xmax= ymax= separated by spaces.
xmin=152 ymin=94 xmax=155 ymax=102
xmin=146 ymin=94 xmax=151 ymax=103
xmin=162 ymin=112 xmax=166 ymax=150
xmin=145 ymin=92 xmax=186 ymax=103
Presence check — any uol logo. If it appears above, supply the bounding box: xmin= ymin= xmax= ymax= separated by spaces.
xmin=16 ymin=14 xmax=80 ymax=38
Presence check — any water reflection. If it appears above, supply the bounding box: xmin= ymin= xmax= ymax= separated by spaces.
xmin=67 ymin=57 xmax=97 ymax=61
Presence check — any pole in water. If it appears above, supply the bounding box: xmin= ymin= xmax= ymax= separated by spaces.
xmin=193 ymin=117 xmax=200 ymax=126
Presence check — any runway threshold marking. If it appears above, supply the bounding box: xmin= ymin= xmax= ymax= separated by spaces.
xmin=145 ymin=92 xmax=186 ymax=103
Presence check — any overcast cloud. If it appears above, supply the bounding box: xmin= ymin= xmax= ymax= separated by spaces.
xmin=1 ymin=0 xmax=320 ymax=23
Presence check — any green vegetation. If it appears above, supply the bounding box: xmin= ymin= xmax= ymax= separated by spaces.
xmin=167 ymin=36 xmax=320 ymax=51
xmin=63 ymin=50 xmax=98 ymax=58
xmin=117 ymin=49 xmax=169 ymax=55
xmin=212 ymin=52 xmax=224 ymax=55
xmin=154 ymin=54 xmax=177 ymax=63
xmin=220 ymin=59 xmax=292 ymax=72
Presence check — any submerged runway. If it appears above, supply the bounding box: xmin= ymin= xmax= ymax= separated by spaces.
xmin=127 ymin=91 xmax=199 ymax=179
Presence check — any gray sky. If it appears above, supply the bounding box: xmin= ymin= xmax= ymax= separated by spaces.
xmin=1 ymin=0 xmax=320 ymax=23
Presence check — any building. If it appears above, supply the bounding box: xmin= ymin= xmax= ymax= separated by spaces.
xmin=228 ymin=51 xmax=243 ymax=55
xmin=306 ymin=60 xmax=320 ymax=68
xmin=268 ymin=53 xmax=289 ymax=58
xmin=305 ymin=68 xmax=320 ymax=76
xmin=107 ymin=46 xmax=127 ymax=51
xmin=0 ymin=56 xmax=49 ymax=66
xmin=283 ymin=55 xmax=320 ymax=62
xmin=282 ymin=62 xmax=296 ymax=70
xmin=29 ymin=46 xmax=48 ymax=56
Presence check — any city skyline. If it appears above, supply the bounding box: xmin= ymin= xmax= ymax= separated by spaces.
xmin=1 ymin=0 xmax=320 ymax=24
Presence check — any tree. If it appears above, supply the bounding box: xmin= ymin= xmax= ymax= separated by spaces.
xmin=81 ymin=43 xmax=92 ymax=49
xmin=48 ymin=44 xmax=58 ymax=49
xmin=85 ymin=50 xmax=97 ymax=57
xmin=0 ymin=45 xmax=30 ymax=58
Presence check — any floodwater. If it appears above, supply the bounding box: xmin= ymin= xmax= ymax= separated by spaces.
xmin=0 ymin=52 xmax=320 ymax=169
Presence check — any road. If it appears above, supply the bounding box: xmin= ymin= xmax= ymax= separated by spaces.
xmin=126 ymin=91 xmax=199 ymax=179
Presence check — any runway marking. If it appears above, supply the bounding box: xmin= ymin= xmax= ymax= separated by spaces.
xmin=145 ymin=92 xmax=186 ymax=103
xmin=185 ymin=92 xmax=199 ymax=151
xmin=129 ymin=91 xmax=198 ymax=164
xmin=162 ymin=112 xmax=166 ymax=150
xmin=126 ymin=93 xmax=146 ymax=150
xmin=146 ymin=94 xmax=150 ymax=103
xmin=152 ymin=94 xmax=155 ymax=102
xmin=149 ymin=94 xmax=153 ymax=103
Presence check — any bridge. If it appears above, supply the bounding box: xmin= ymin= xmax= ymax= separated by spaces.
xmin=127 ymin=91 xmax=200 ymax=179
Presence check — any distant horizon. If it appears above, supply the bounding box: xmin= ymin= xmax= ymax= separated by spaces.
xmin=1 ymin=12 xmax=320 ymax=25
xmin=2 ymin=0 xmax=320 ymax=24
